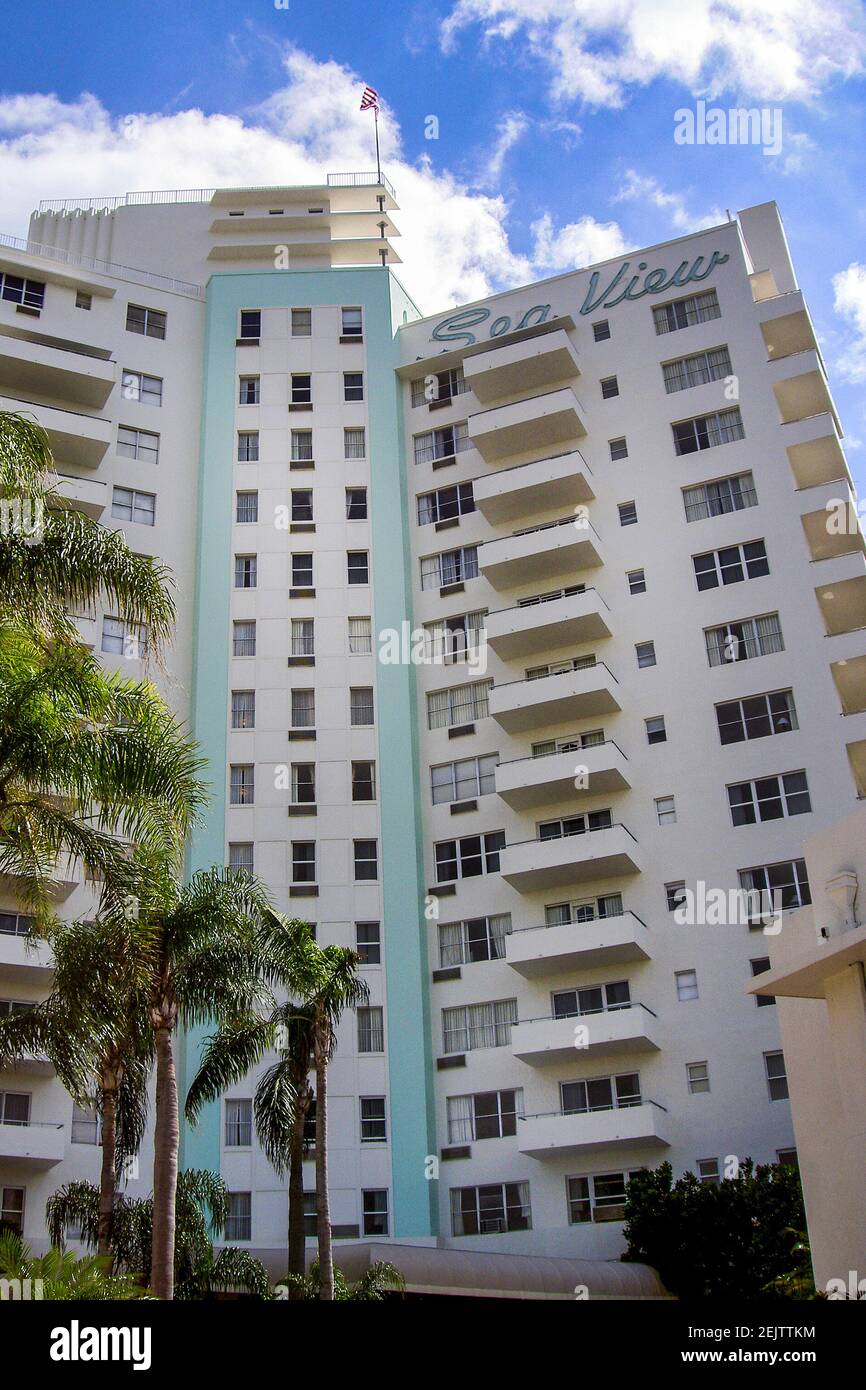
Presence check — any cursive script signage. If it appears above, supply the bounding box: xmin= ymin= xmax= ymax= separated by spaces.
xmin=431 ymin=303 xmax=551 ymax=348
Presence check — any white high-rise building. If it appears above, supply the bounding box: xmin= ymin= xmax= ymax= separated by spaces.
xmin=1 ymin=181 xmax=863 ymax=1276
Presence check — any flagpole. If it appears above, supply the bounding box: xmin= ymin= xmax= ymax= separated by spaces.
xmin=374 ymin=105 xmax=382 ymax=186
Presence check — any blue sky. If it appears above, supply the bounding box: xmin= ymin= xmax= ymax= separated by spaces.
xmin=1 ymin=0 xmax=864 ymax=480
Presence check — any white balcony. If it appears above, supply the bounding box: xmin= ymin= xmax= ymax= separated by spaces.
xmin=54 ymin=472 xmax=109 ymax=520
xmin=0 ymin=1120 xmax=65 ymax=1166
xmin=800 ymin=480 xmax=866 ymax=564
xmin=0 ymin=333 xmax=116 ymax=408
xmin=500 ymin=823 xmax=641 ymax=892
xmin=479 ymin=517 xmax=603 ymax=590
xmin=469 ymin=388 xmax=586 ymax=463
xmin=490 ymin=662 xmax=621 ymax=733
xmin=517 ymin=1102 xmax=669 ymax=1158
xmin=0 ymin=394 xmax=112 ymax=469
xmin=495 ymin=742 xmax=630 ymax=811
xmin=511 ymin=1004 xmax=660 ymax=1065
xmin=757 ymin=292 xmax=817 ymax=361
xmin=0 ymin=928 xmax=50 ymax=981
xmin=473 ymin=449 xmax=594 ymax=525
xmin=506 ymin=911 xmax=651 ymax=978
xmin=486 ymin=589 xmax=611 ymax=661
xmin=464 ymin=328 xmax=579 ymax=404
xmin=785 ymin=412 xmax=851 ymax=491
xmin=768 ymin=350 xmax=838 ymax=428
xmin=815 ymin=555 xmax=866 ymax=636
xmin=831 ymin=654 xmax=866 ymax=715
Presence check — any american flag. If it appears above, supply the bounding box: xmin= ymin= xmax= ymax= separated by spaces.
xmin=360 ymin=86 xmax=379 ymax=112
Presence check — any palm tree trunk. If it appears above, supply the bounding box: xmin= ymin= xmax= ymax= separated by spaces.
xmin=151 ymin=1023 xmax=178 ymax=1300
xmin=97 ymin=1072 xmax=118 ymax=1260
xmin=315 ymin=1044 xmax=334 ymax=1301
xmin=287 ymin=1081 xmax=310 ymax=1294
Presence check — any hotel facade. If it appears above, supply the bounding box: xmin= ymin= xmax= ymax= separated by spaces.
xmin=1 ymin=178 xmax=863 ymax=1270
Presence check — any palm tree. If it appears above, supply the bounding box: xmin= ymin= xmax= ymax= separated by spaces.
xmin=281 ymin=1259 xmax=405 ymax=1301
xmin=0 ymin=1230 xmax=149 ymax=1300
xmin=0 ymin=410 xmax=175 ymax=650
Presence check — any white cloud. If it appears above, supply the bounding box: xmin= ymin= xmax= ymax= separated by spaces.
xmin=531 ymin=212 xmax=631 ymax=270
xmin=613 ymin=169 xmax=725 ymax=232
xmin=441 ymin=0 xmax=866 ymax=107
xmin=832 ymin=262 xmax=866 ymax=383
xmin=476 ymin=109 xmax=530 ymax=187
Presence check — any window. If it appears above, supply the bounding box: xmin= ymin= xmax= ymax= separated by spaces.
xmin=126 ymin=304 xmax=166 ymax=339
xmin=439 ymin=914 xmax=512 ymax=967
xmin=291 ymin=490 xmax=313 ymax=523
xmin=0 ymin=912 xmax=32 ymax=937
xmin=225 ymin=1193 xmax=251 ymax=1241
xmin=358 ymin=1006 xmax=384 ymax=1053
xmin=347 ymin=551 xmax=369 ymax=585
xmin=683 ymin=471 xmax=757 ymax=523
xmin=728 ymin=770 xmax=811 ymax=826
xmin=291 ymin=375 xmax=312 ymax=407
xmin=716 ymin=689 xmax=797 ymax=745
xmin=411 ymin=365 xmax=468 ymax=406
xmin=0 ymin=1090 xmax=30 ymax=1128
xmin=687 ymin=1062 xmax=710 ymax=1094
xmin=420 ymin=545 xmax=478 ymax=590
xmin=0 ymin=1188 xmax=24 ymax=1235
xmin=655 ymin=795 xmax=676 ymax=825
xmin=738 ymin=859 xmax=811 ymax=914
xmin=645 ymin=716 xmax=666 ymax=744
xmin=236 ymin=491 xmax=258 ymax=524
xmin=350 ymin=687 xmax=374 ymax=726
xmin=356 ymin=922 xmax=381 ymax=965
xmin=751 ymin=958 xmax=775 ymax=1006
xmin=117 ymin=425 xmax=159 ymax=464
xmin=239 ymin=376 xmax=260 ymax=404
xmin=431 ymin=754 xmax=498 ymax=805
xmin=231 ymin=691 xmax=255 ymax=729
xmin=600 ymin=375 xmax=619 ymax=399
xmin=705 ymin=613 xmax=784 ymax=668
xmin=553 ymin=981 xmax=630 ymax=1019
xmin=228 ymin=843 xmax=254 ymax=874
xmin=675 ymin=969 xmax=699 ymax=1001
xmin=360 ymin=1099 xmax=387 ymax=1144
xmin=353 ymin=839 xmax=378 ymax=881
xmin=693 ymin=539 xmax=769 ymax=591
xmin=341 ymin=306 xmax=363 ymax=339
xmin=663 ymin=345 xmax=732 ymax=393
xmin=414 ymin=421 xmax=470 ymax=466
xmin=435 ymin=831 xmax=505 ymax=884
xmin=70 ymin=1101 xmax=99 ymax=1144
xmin=122 ymin=370 xmax=163 ymax=406
xmin=417 ymin=482 xmax=475 ymax=526
xmin=652 ymin=289 xmax=721 ymax=336
xmin=234 ymin=554 xmax=257 ymax=589
xmin=230 ymin=764 xmax=254 ymax=806
xmin=352 ymin=761 xmax=376 ymax=801
xmin=627 ymin=569 xmax=646 ymax=595
xmin=291 ymin=764 xmax=315 ymax=805
xmin=291 ymin=689 xmax=315 ymax=728
xmin=362 ymin=1190 xmax=389 ymax=1236
xmin=593 ymin=320 xmax=611 ymax=342
xmin=618 ymin=501 xmax=637 ymax=526
xmin=237 ymin=431 xmax=259 ymax=462
xmin=538 ymin=810 xmax=612 ymax=841
xmin=75 ymin=290 xmax=92 ymax=310
xmin=291 ymin=430 xmax=313 ymax=462
xmin=451 ymin=1182 xmax=531 ymax=1236
xmin=423 ymin=612 xmax=487 ymax=665
xmin=544 ymin=895 xmax=622 ymax=928
xmin=291 ymin=554 xmax=313 ymax=588
xmin=291 ymin=308 xmax=311 ymax=336
xmin=567 ymin=1172 xmax=636 ymax=1224
xmin=291 ymin=618 xmax=314 ymax=657
xmin=673 ymin=407 xmax=744 ymax=455
xmin=344 ymin=372 xmax=364 ymax=402
xmin=344 ymin=427 xmax=366 ymax=459
xmin=636 ymin=641 xmax=656 ymax=669
xmin=665 ymin=882 xmax=686 ymax=912
xmin=112 ymin=486 xmax=155 ymax=526
xmin=302 ymin=1192 xmax=317 ymax=1238
xmin=233 ymin=620 xmax=256 ymax=657
xmin=346 ymin=488 xmax=367 ymax=520
xmin=443 ymin=999 xmax=517 ymax=1055
xmin=609 ymin=437 xmax=628 ymax=461
xmin=765 ymin=1051 xmax=789 ymax=1101
xmin=225 ymin=1099 xmax=252 ymax=1147
xmin=447 ymin=1089 xmax=523 ymax=1143
xmin=291 ymin=842 xmax=316 ymax=883
xmin=101 ymin=617 xmax=145 ymax=659
xmin=561 ymin=1072 xmax=640 ymax=1114
xmin=348 ymin=617 xmax=372 ymax=654
xmin=239 ymin=311 xmax=261 ymax=340
xmin=697 ymin=1159 xmax=720 ymax=1185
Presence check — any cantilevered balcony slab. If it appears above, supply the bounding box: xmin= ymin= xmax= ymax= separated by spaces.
xmin=490 ymin=662 xmax=621 ymax=733
xmin=0 ymin=1121 xmax=64 ymax=1167
xmin=495 ymin=742 xmax=629 ymax=811
xmin=464 ymin=329 xmax=579 ymax=404
xmin=511 ymin=1005 xmax=659 ymax=1065
xmin=473 ymin=450 xmax=594 ymax=525
xmin=785 ymin=411 xmax=851 ymax=491
xmin=54 ymin=472 xmax=108 ymax=520
xmin=506 ymin=911 xmax=651 ymax=978
xmin=800 ymin=482 xmax=866 ymax=563
xmin=768 ymin=350 xmax=838 ymax=428
xmin=480 ymin=518 xmax=603 ymax=589
xmin=469 ymin=388 xmax=586 ymax=463
xmin=0 ymin=334 xmax=116 ymax=408
xmin=0 ymin=395 xmax=111 ymax=469
xmin=757 ymin=292 xmax=816 ymax=360
xmin=815 ymin=556 xmax=866 ymax=636
xmin=500 ymin=823 xmax=641 ymax=892
xmin=831 ymin=654 xmax=866 ymax=715
xmin=486 ymin=590 xmax=611 ymax=661
xmin=517 ymin=1102 xmax=669 ymax=1158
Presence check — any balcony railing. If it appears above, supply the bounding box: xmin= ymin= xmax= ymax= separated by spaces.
xmin=0 ymin=231 xmax=204 ymax=297
xmin=497 ymin=737 xmax=627 ymax=770
xmin=511 ymin=907 xmax=648 ymax=935
xmin=519 ymin=1097 xmax=667 ymax=1121
xmin=493 ymin=659 xmax=618 ymax=692
xmin=327 ymin=171 xmax=397 ymax=199
xmin=505 ymin=820 xmax=638 ymax=853
xmin=517 ymin=1000 xmax=657 ymax=1027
